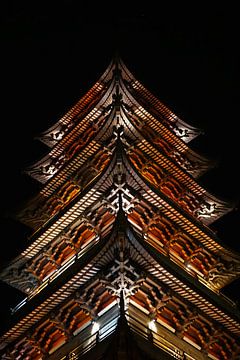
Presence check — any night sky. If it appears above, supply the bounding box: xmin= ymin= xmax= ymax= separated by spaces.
xmin=0 ymin=3 xmax=239 ymax=333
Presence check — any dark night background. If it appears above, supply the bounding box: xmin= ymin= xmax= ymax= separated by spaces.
xmin=0 ymin=2 xmax=239 ymax=333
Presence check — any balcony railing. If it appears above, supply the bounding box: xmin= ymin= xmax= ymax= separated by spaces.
xmin=60 ymin=310 xmax=191 ymax=360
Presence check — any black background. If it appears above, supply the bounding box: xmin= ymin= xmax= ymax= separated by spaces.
xmin=0 ymin=2 xmax=239 ymax=332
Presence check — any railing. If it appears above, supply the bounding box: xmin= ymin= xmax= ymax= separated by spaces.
xmin=127 ymin=312 xmax=185 ymax=360
xmin=60 ymin=310 xmax=190 ymax=360
xmin=60 ymin=314 xmax=120 ymax=360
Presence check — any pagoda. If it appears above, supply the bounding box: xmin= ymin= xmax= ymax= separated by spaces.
xmin=1 ymin=56 xmax=240 ymax=360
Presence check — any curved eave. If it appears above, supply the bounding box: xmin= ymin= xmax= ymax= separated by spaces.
xmin=122 ymin=107 xmax=213 ymax=179
xmin=118 ymin=57 xmax=202 ymax=143
xmin=124 ymin=138 xmax=233 ymax=226
xmin=131 ymin=139 xmax=233 ymax=226
xmin=25 ymin=78 xmax=117 ymax=184
xmin=117 ymin=74 xmax=212 ymax=179
xmin=37 ymin=59 xmax=116 ymax=148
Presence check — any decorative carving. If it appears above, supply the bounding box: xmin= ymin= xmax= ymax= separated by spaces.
xmin=27 ymin=154 xmax=66 ymax=183
xmin=177 ymin=190 xmax=201 ymax=214
xmin=196 ymin=202 xmax=217 ymax=218
xmin=173 ymin=127 xmax=190 ymax=139
xmin=17 ymin=195 xmax=50 ymax=229
xmin=1 ymin=265 xmax=40 ymax=294
xmin=206 ymin=259 xmax=240 ymax=288
xmin=40 ymin=123 xmax=74 ymax=147
xmin=171 ymin=150 xmax=201 ymax=173
xmin=49 ymin=312 xmax=72 ymax=339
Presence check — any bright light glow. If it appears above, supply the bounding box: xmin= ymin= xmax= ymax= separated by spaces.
xmin=91 ymin=321 xmax=100 ymax=334
xmin=148 ymin=319 xmax=157 ymax=332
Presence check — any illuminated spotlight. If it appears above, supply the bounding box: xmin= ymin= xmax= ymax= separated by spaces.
xmin=148 ymin=319 xmax=157 ymax=332
xmin=91 ymin=321 xmax=100 ymax=334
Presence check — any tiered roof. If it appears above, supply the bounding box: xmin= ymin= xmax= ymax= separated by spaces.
xmin=0 ymin=56 xmax=240 ymax=360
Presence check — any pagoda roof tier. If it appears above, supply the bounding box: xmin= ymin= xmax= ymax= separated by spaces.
xmin=37 ymin=57 xmax=201 ymax=149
